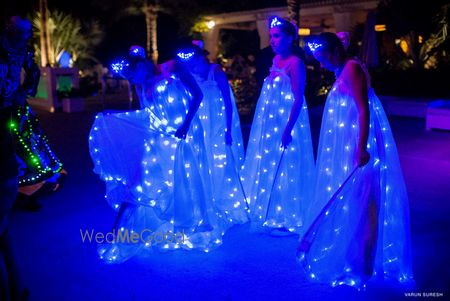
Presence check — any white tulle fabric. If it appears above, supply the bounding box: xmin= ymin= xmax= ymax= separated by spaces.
xmin=298 ymin=60 xmax=414 ymax=288
xmin=89 ymin=75 xmax=230 ymax=263
xmin=241 ymin=65 xmax=315 ymax=234
xmin=193 ymin=64 xmax=248 ymax=224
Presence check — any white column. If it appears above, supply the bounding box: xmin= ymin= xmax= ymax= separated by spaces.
xmin=202 ymin=27 xmax=220 ymax=62
xmin=256 ymin=19 xmax=270 ymax=49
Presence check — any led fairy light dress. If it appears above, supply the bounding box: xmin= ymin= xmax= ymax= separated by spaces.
xmin=240 ymin=62 xmax=315 ymax=234
xmin=193 ymin=64 xmax=248 ymax=224
xmin=90 ymin=74 xmax=230 ymax=263
xmin=298 ymin=60 xmax=414 ymax=288
xmin=12 ymin=104 xmax=64 ymax=189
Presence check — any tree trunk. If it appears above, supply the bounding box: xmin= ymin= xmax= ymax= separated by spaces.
xmin=142 ymin=2 xmax=158 ymax=64
xmin=39 ymin=0 xmax=50 ymax=67
xmin=150 ymin=7 xmax=158 ymax=64
xmin=287 ymin=0 xmax=300 ymax=27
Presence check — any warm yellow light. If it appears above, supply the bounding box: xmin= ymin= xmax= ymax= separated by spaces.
xmin=418 ymin=35 xmax=423 ymax=44
xmin=374 ymin=24 xmax=386 ymax=32
xmin=298 ymin=28 xmax=311 ymax=36
xmin=400 ymin=39 xmax=409 ymax=54
xmin=206 ymin=20 xmax=215 ymax=29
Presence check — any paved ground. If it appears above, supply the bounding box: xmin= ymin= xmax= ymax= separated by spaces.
xmin=7 ymin=100 xmax=450 ymax=301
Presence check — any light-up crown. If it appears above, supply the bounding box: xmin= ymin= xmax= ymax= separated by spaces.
xmin=111 ymin=59 xmax=129 ymax=75
xmin=270 ymin=17 xmax=283 ymax=28
xmin=177 ymin=51 xmax=195 ymax=61
xmin=129 ymin=46 xmax=146 ymax=58
xmin=307 ymin=42 xmax=323 ymax=52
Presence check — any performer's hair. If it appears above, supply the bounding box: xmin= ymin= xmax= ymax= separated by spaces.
xmin=268 ymin=16 xmax=298 ymax=44
xmin=315 ymin=32 xmax=346 ymax=59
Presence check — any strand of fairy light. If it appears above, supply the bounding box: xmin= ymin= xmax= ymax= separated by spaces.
xmin=9 ymin=106 xmax=62 ymax=185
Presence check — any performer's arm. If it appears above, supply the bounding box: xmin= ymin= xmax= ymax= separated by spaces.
xmin=282 ymin=57 xmax=306 ymax=148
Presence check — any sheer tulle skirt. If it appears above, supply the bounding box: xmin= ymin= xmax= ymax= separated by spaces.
xmin=196 ymin=78 xmax=248 ymax=224
xmin=298 ymin=88 xmax=414 ymax=287
xmin=89 ymin=78 xmax=231 ymax=263
xmin=241 ymin=72 xmax=315 ymax=234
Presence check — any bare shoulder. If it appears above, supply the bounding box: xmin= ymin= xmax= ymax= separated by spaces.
xmin=288 ymin=55 xmax=303 ymax=64
xmin=340 ymin=60 xmax=366 ymax=85
xmin=287 ymin=55 xmax=305 ymax=73
xmin=344 ymin=60 xmax=365 ymax=77
xmin=341 ymin=60 xmax=370 ymax=96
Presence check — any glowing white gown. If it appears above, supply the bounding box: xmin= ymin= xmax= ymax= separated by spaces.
xmin=298 ymin=60 xmax=414 ymax=288
xmin=89 ymin=75 xmax=230 ymax=263
xmin=193 ymin=64 xmax=248 ymax=224
xmin=241 ymin=65 xmax=315 ymax=234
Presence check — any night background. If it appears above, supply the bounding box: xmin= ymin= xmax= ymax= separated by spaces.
xmin=0 ymin=0 xmax=449 ymax=300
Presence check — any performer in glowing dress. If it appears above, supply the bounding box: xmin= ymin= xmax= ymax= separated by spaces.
xmin=241 ymin=17 xmax=315 ymax=235
xmin=89 ymin=46 xmax=230 ymax=263
xmin=177 ymin=43 xmax=248 ymax=224
xmin=297 ymin=32 xmax=414 ymax=289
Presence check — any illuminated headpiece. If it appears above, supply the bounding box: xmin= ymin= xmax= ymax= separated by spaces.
xmin=269 ymin=17 xmax=283 ymax=28
xmin=111 ymin=59 xmax=129 ymax=76
xmin=176 ymin=42 xmax=205 ymax=62
xmin=176 ymin=51 xmax=195 ymax=61
xmin=307 ymin=42 xmax=324 ymax=52
xmin=129 ymin=45 xmax=146 ymax=59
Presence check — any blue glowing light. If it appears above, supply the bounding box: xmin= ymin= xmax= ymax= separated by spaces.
xmin=111 ymin=60 xmax=129 ymax=75
xmin=177 ymin=51 xmax=195 ymax=61
xmin=270 ymin=17 xmax=283 ymax=28
xmin=307 ymin=42 xmax=323 ymax=52
xmin=129 ymin=46 xmax=146 ymax=58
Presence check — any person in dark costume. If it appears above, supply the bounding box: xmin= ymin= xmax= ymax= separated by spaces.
xmin=0 ymin=15 xmax=30 ymax=301
xmin=0 ymin=16 xmax=66 ymax=206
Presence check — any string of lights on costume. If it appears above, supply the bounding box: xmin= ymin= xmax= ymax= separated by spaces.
xmin=2 ymin=41 xmax=65 ymax=194
xmin=90 ymin=54 xmax=231 ymax=263
xmin=10 ymin=105 xmax=63 ymax=187
xmin=177 ymin=47 xmax=248 ymax=224
xmin=240 ymin=17 xmax=315 ymax=234
xmin=297 ymin=41 xmax=414 ymax=288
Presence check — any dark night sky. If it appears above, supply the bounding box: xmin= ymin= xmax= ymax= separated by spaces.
xmin=1 ymin=0 xmax=289 ymax=21
xmin=0 ymin=0 xmax=287 ymax=64
xmin=2 ymin=0 xmax=448 ymax=65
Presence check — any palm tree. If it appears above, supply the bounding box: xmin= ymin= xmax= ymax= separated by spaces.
xmin=39 ymin=0 xmax=51 ymax=67
xmin=92 ymin=0 xmax=160 ymax=62
xmin=420 ymin=4 xmax=449 ymax=68
xmin=95 ymin=0 xmax=205 ymax=64
xmin=32 ymin=10 xmax=103 ymax=67
xmin=140 ymin=1 xmax=159 ymax=63
xmin=377 ymin=0 xmax=449 ymax=69
xmin=287 ymin=0 xmax=300 ymax=27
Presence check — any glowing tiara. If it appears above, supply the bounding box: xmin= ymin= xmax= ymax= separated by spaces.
xmin=129 ymin=46 xmax=146 ymax=58
xmin=177 ymin=51 xmax=195 ymax=61
xmin=111 ymin=59 xmax=129 ymax=75
xmin=307 ymin=42 xmax=323 ymax=52
xmin=270 ymin=17 xmax=283 ymax=28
